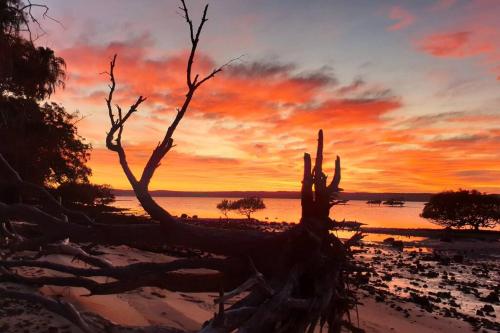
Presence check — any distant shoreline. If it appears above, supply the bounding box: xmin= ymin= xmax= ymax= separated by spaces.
xmin=112 ymin=190 xmax=433 ymax=202
xmin=360 ymin=227 xmax=500 ymax=239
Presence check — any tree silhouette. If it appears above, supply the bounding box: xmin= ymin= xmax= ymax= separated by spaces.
xmin=216 ymin=199 xmax=233 ymax=219
xmin=0 ymin=1 xmax=112 ymax=206
xmin=421 ymin=189 xmax=499 ymax=230
xmin=0 ymin=0 xmax=66 ymax=100
xmin=54 ymin=182 xmax=115 ymax=207
xmin=0 ymin=98 xmax=91 ymax=186
xmin=231 ymin=197 xmax=266 ymax=219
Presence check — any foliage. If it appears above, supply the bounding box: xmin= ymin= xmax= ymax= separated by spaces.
xmin=216 ymin=197 xmax=267 ymax=219
xmin=421 ymin=189 xmax=500 ymax=230
xmin=0 ymin=0 xmax=66 ymax=100
xmin=0 ymin=1 xmax=112 ymax=207
xmin=231 ymin=196 xmax=266 ymax=219
xmin=53 ymin=182 xmax=115 ymax=207
xmin=216 ymin=199 xmax=233 ymax=219
xmin=0 ymin=96 xmax=91 ymax=185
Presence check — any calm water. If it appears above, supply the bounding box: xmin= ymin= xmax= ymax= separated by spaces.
xmin=113 ymin=196 xmax=438 ymax=229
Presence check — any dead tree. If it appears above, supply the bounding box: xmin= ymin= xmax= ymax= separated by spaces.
xmin=0 ymin=1 xmax=360 ymax=332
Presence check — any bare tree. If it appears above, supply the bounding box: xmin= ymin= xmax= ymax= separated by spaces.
xmin=0 ymin=1 xmax=361 ymax=332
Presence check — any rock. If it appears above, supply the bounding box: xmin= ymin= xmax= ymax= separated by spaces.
xmin=476 ymin=309 xmax=484 ymax=317
xmin=410 ymin=293 xmax=433 ymax=312
xmin=382 ymin=274 xmax=392 ymax=281
xmin=481 ymin=304 xmax=494 ymax=313
xmin=391 ymin=240 xmax=404 ymax=249
xmin=452 ymin=254 xmax=464 ymax=263
xmin=383 ymin=237 xmax=395 ymax=244
xmin=426 ymin=271 xmax=439 ymax=278
xmin=436 ymin=291 xmax=452 ymax=299
xmin=482 ymin=292 xmax=499 ymax=303
xmin=463 ymin=315 xmax=478 ymax=325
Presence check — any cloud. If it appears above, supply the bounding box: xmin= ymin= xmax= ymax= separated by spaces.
xmin=278 ymin=97 xmax=401 ymax=131
xmin=417 ymin=31 xmax=492 ymax=58
xmin=455 ymin=170 xmax=500 ymax=182
xmin=395 ymin=111 xmax=466 ymax=129
xmin=430 ymin=133 xmax=487 ymax=143
xmin=292 ymin=66 xmax=339 ymax=87
xmin=226 ymin=61 xmax=295 ymax=78
xmin=414 ymin=1 xmax=500 ymax=80
xmin=54 ymin=34 xmax=499 ymax=193
xmin=387 ymin=6 xmax=415 ymax=31
xmin=336 ymin=78 xmax=365 ymax=96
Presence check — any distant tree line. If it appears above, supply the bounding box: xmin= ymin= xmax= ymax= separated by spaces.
xmin=217 ymin=197 xmax=266 ymax=219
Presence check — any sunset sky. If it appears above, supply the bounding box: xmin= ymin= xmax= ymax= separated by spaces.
xmin=37 ymin=0 xmax=499 ymax=193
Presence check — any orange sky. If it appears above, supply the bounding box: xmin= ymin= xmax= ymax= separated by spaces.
xmin=39 ymin=0 xmax=500 ymax=193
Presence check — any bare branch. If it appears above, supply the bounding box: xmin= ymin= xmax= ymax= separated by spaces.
xmin=180 ymin=0 xmax=208 ymax=88
xmin=41 ymin=241 xmax=113 ymax=268
xmin=103 ymin=55 xmax=147 ymax=187
xmin=105 ymin=54 xmax=117 ymax=126
xmin=10 ymin=1 xmax=64 ymax=43
xmin=195 ymin=55 xmax=243 ymax=89
xmin=0 ymin=257 xmax=230 ymax=280
xmin=179 ymin=0 xmax=195 ymax=43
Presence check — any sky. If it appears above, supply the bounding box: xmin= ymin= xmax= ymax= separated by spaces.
xmin=34 ymin=0 xmax=499 ymax=193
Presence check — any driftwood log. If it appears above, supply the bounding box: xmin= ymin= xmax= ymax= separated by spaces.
xmin=0 ymin=1 xmax=360 ymax=332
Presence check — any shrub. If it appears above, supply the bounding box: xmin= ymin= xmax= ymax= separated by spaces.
xmin=231 ymin=197 xmax=266 ymax=219
xmin=216 ymin=199 xmax=233 ymax=219
xmin=54 ymin=182 xmax=114 ymax=207
xmin=421 ymin=189 xmax=499 ymax=230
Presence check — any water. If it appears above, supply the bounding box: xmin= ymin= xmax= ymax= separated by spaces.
xmin=112 ymin=196 xmax=438 ymax=229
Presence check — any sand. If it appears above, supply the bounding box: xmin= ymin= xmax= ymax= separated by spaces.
xmin=357 ymin=296 xmax=476 ymax=333
xmin=1 ymin=236 xmax=498 ymax=332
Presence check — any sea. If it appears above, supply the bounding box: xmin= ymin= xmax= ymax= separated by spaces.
xmin=112 ymin=196 xmax=438 ymax=229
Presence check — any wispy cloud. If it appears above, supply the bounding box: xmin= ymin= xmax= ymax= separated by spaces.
xmin=387 ymin=6 xmax=415 ymax=31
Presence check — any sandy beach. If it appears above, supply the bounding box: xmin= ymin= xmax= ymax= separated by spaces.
xmin=1 ymin=223 xmax=498 ymax=333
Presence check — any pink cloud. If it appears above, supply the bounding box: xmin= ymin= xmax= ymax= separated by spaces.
xmin=387 ymin=6 xmax=415 ymax=31
xmin=417 ymin=31 xmax=493 ymax=58
xmin=414 ymin=1 xmax=500 ymax=80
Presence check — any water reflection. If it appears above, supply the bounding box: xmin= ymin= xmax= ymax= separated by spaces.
xmin=114 ymin=196 xmax=438 ymax=229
